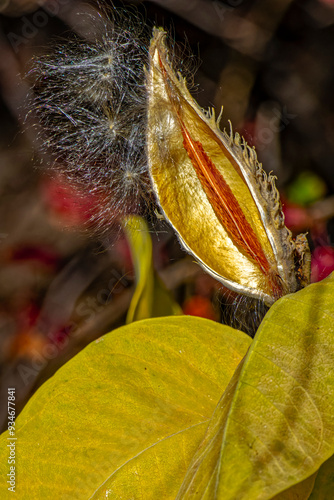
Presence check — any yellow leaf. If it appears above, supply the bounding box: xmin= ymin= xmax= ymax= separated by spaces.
xmin=123 ymin=215 xmax=182 ymax=322
xmin=146 ymin=28 xmax=310 ymax=306
xmin=176 ymin=272 xmax=334 ymax=499
xmin=0 ymin=317 xmax=251 ymax=499
xmin=272 ymin=473 xmax=317 ymax=500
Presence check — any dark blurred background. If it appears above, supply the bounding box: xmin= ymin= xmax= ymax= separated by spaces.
xmin=0 ymin=0 xmax=334 ymax=431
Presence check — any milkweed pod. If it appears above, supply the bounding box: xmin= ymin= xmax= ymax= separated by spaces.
xmin=146 ymin=28 xmax=311 ymax=306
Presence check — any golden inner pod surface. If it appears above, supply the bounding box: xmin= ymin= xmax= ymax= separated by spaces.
xmin=146 ymin=28 xmax=311 ymax=306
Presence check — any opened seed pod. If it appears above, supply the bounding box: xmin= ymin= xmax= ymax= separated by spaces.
xmin=146 ymin=28 xmax=311 ymax=306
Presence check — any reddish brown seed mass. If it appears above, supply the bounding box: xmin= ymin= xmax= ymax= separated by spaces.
xmin=180 ymin=119 xmax=270 ymax=273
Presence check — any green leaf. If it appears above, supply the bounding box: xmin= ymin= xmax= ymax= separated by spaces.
xmin=177 ymin=272 xmax=334 ymax=500
xmin=123 ymin=215 xmax=182 ymax=322
xmin=308 ymin=454 xmax=334 ymax=499
xmin=0 ymin=316 xmax=251 ymax=499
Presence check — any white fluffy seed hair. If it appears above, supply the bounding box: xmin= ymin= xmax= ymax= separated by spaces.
xmin=30 ymin=3 xmax=153 ymax=232
xmin=219 ymin=290 xmax=269 ymax=338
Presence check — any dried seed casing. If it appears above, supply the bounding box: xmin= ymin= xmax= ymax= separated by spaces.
xmin=146 ymin=28 xmax=311 ymax=306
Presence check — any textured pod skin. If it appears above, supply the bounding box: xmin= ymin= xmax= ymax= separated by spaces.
xmin=146 ymin=28 xmax=311 ymax=306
